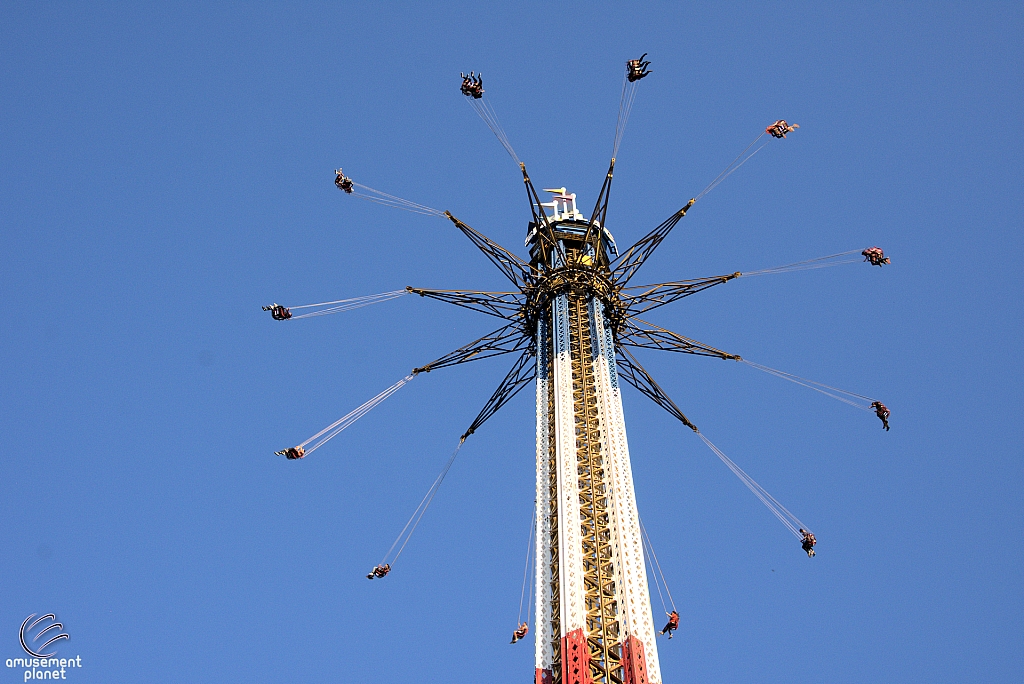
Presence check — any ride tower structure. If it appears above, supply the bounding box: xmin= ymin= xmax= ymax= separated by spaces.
xmin=271 ymin=55 xmax=891 ymax=684
xmin=530 ymin=189 xmax=660 ymax=684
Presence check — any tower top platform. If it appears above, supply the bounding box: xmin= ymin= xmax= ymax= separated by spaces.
xmin=526 ymin=187 xmax=619 ymax=267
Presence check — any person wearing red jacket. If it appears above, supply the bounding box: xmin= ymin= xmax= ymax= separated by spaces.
xmin=661 ymin=610 xmax=679 ymax=639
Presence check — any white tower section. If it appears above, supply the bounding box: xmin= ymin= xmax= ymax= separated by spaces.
xmin=590 ymin=300 xmax=662 ymax=684
xmin=533 ymin=188 xmax=662 ymax=684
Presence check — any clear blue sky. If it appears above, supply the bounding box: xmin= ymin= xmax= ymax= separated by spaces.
xmin=1 ymin=3 xmax=1021 ymax=682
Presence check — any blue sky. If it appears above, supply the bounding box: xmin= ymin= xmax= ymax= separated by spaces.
xmin=1 ymin=2 xmax=1021 ymax=682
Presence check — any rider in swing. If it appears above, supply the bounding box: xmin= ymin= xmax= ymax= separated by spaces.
xmin=800 ymin=529 xmax=817 ymax=557
xmin=335 ymin=168 xmax=354 ymax=193
xmin=263 ymin=303 xmax=292 ymax=320
xmin=862 ymin=247 xmax=890 ymax=266
xmin=660 ymin=610 xmax=679 ymax=639
xmin=366 ymin=563 xmax=391 ymax=580
xmin=766 ymin=119 xmax=799 ymax=138
xmin=871 ymin=401 xmax=891 ymax=431
xmin=626 ymin=53 xmax=652 ymax=82
xmin=460 ymin=72 xmax=484 ymax=99
xmin=510 ymin=622 xmax=529 ymax=644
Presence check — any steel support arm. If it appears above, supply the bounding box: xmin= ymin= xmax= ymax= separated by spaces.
xmin=610 ymin=199 xmax=695 ymax=285
xmin=460 ymin=349 xmax=537 ymax=440
xmin=617 ymin=318 xmax=740 ymax=360
xmin=580 ymin=158 xmax=616 ymax=263
xmin=413 ymin=324 xmax=530 ymax=374
xmin=622 ymin=272 xmax=740 ymax=315
xmin=443 ymin=211 xmax=532 ymax=288
xmin=519 ymin=162 xmax=564 ymax=268
xmin=615 ymin=347 xmax=699 ymax=432
xmin=406 ymin=287 xmax=523 ymax=320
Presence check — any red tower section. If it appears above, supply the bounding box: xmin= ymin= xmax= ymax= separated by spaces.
xmin=621 ymin=635 xmax=651 ymax=684
xmin=561 ymin=628 xmax=592 ymax=684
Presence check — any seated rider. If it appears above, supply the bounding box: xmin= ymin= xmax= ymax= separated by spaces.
xmin=871 ymin=401 xmax=891 ymax=431
xmin=862 ymin=247 xmax=890 ymax=266
xmin=766 ymin=120 xmax=799 ymax=138
xmin=366 ymin=563 xmax=391 ymax=580
xmin=275 ymin=446 xmax=305 ymax=460
xmin=334 ymin=169 xmax=354 ymax=193
xmin=263 ymin=303 xmax=292 ymax=320
xmin=626 ymin=53 xmax=652 ymax=82
xmin=660 ymin=610 xmax=679 ymax=639
xmin=460 ymin=72 xmax=484 ymax=98
xmin=511 ymin=622 xmax=529 ymax=644
xmin=800 ymin=529 xmax=817 ymax=557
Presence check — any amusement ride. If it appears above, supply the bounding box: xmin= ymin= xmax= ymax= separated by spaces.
xmin=265 ymin=55 xmax=890 ymax=684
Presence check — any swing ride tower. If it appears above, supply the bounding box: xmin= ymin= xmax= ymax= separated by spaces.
xmin=530 ymin=192 xmax=660 ymax=684
xmin=270 ymin=54 xmax=892 ymax=684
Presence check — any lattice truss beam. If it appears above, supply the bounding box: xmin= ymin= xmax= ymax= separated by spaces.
xmin=443 ymin=211 xmax=534 ymax=288
xmin=461 ymin=349 xmax=536 ymax=440
xmin=406 ymin=287 xmax=523 ymax=320
xmin=616 ymin=346 xmax=699 ymax=433
xmin=566 ymin=296 xmax=622 ymax=682
xmin=621 ymin=271 xmax=740 ymax=316
xmin=412 ymin=322 xmax=530 ymax=374
xmin=617 ymin=318 xmax=739 ymax=360
xmin=609 ymin=199 xmax=695 ymax=286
